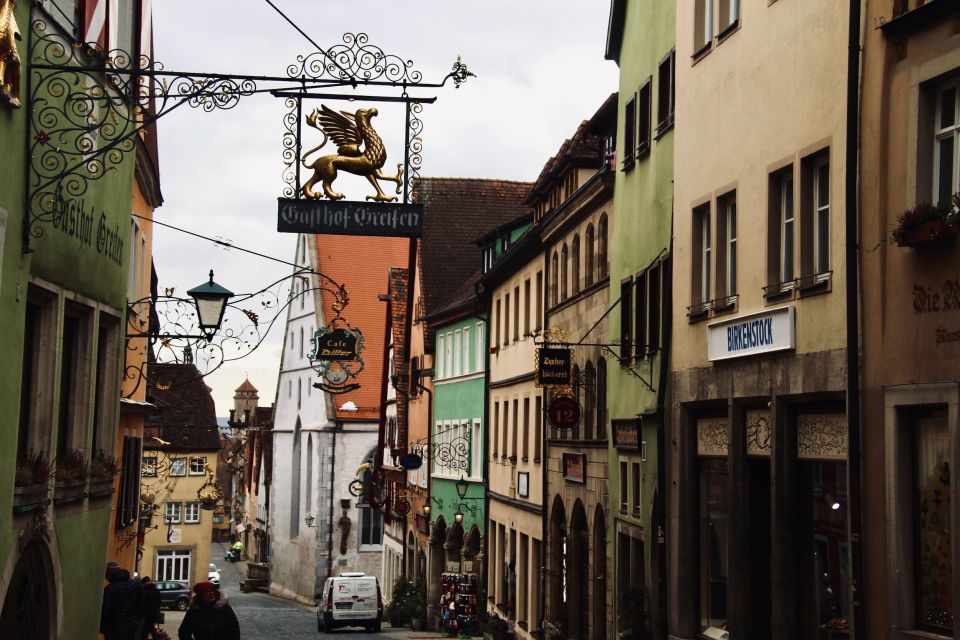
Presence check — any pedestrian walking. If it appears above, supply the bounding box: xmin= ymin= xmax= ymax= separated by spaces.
xmin=140 ymin=576 xmax=163 ymax=639
xmin=101 ymin=561 xmax=144 ymax=640
xmin=178 ymin=581 xmax=240 ymax=640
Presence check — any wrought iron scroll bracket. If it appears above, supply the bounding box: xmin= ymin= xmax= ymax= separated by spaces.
xmin=24 ymin=17 xmax=472 ymax=249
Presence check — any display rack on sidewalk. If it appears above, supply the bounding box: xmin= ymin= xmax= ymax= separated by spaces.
xmin=439 ymin=572 xmax=479 ymax=637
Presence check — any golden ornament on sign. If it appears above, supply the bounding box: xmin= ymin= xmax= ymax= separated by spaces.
xmin=301 ymin=105 xmax=403 ymax=202
xmin=0 ymin=0 xmax=21 ymax=109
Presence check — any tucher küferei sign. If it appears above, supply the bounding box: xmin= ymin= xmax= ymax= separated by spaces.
xmin=535 ymin=347 xmax=573 ymax=387
xmin=277 ymin=198 xmax=423 ymax=237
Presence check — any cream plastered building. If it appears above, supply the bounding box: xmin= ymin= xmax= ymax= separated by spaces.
xmin=481 ymin=220 xmax=545 ymax=640
xmin=671 ymin=1 xmax=854 ymax=638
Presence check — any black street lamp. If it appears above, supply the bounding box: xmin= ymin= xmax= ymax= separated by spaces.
xmin=187 ymin=270 xmax=234 ymax=341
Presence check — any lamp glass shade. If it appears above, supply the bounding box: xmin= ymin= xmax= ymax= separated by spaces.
xmin=304 ymin=514 xmax=315 ymax=527
xmin=423 ymin=504 xmax=431 ymax=516
xmin=187 ymin=271 xmax=233 ymax=337
xmin=456 ymin=476 xmax=469 ymax=500
xmin=454 ymin=509 xmax=464 ymax=524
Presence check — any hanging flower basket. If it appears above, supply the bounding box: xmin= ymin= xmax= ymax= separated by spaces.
xmin=13 ymin=483 xmax=49 ymax=514
xmin=88 ymin=478 xmax=116 ymax=499
xmin=53 ymin=479 xmax=88 ymax=505
xmin=891 ymin=195 xmax=960 ymax=248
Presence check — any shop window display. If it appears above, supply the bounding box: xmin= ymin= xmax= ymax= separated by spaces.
xmin=440 ymin=572 xmax=479 ymax=636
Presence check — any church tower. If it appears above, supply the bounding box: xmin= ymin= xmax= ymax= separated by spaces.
xmin=232 ymin=378 xmax=259 ymax=425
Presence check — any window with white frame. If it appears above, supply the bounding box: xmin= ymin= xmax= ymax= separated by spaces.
xmin=463 ymin=327 xmax=471 ymax=373
xmin=184 ymin=502 xmax=201 ymax=524
xmin=472 ymin=419 xmax=482 ymax=479
xmin=694 ymin=0 xmax=714 ymax=53
xmin=164 ymin=502 xmax=182 ymax=523
xmin=475 ymin=323 xmax=485 ymax=372
xmin=169 ymin=458 xmax=186 ymax=477
xmin=718 ymin=0 xmax=740 ymax=34
xmin=801 ymin=150 xmax=831 ymax=281
xmin=445 ymin=332 xmax=453 ymax=378
xmin=189 ymin=457 xmax=207 ymax=475
xmin=437 ymin=334 xmax=446 ymax=380
xmin=768 ymin=167 xmax=795 ymax=291
xmin=692 ymin=203 xmax=712 ymax=310
xmin=453 ymin=330 xmax=462 ymax=377
xmin=717 ymin=192 xmax=737 ymax=300
xmin=156 ymin=550 xmax=191 ymax=583
xmin=934 ymin=76 xmax=960 ymax=207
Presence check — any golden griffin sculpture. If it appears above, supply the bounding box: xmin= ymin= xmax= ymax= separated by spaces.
xmin=0 ymin=0 xmax=21 ymax=108
xmin=301 ymin=105 xmax=403 ymax=202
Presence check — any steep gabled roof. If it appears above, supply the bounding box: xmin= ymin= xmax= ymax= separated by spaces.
xmin=144 ymin=363 xmax=221 ymax=452
xmin=417 ymin=178 xmax=531 ymax=320
xmin=315 ymin=235 xmax=409 ymax=421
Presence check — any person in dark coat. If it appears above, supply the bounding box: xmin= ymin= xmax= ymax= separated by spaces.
xmin=101 ymin=561 xmax=144 ymax=640
xmin=140 ymin=576 xmax=162 ymax=639
xmin=178 ymin=581 xmax=240 ymax=640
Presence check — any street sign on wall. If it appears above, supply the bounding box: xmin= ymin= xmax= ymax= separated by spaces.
xmin=707 ymin=306 xmax=795 ymax=361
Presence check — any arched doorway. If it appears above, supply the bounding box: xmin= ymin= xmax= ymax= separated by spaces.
xmin=548 ymin=495 xmax=567 ymax=633
xmin=568 ymin=500 xmax=589 ymax=640
xmin=428 ymin=517 xmax=448 ymax=626
xmin=464 ymin=526 xmax=481 ymax=574
xmin=445 ymin=522 xmax=465 ymax=573
xmin=592 ymin=505 xmax=607 ymax=640
xmin=0 ymin=537 xmax=55 ymax=639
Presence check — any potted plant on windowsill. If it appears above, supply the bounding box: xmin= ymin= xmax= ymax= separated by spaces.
xmin=88 ymin=450 xmax=119 ymax=498
xmin=890 ymin=194 xmax=960 ymax=248
xmin=14 ymin=451 xmax=51 ymax=513
xmin=54 ymin=449 xmax=88 ymax=504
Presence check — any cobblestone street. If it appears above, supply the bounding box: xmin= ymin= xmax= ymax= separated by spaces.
xmin=158 ymin=544 xmax=442 ymax=639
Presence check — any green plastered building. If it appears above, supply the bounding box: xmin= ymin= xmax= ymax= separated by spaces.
xmin=604 ymin=0 xmax=676 ymax=637
xmin=0 ymin=3 xmax=149 ymax=638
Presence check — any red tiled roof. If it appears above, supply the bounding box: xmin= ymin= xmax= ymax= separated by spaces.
xmin=315 ymin=235 xmax=410 ymax=421
xmin=234 ymin=378 xmax=259 ymax=394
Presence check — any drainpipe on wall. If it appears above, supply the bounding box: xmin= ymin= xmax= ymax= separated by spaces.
xmin=539 ymin=244 xmax=551 ymax=636
xmin=654 ymin=234 xmax=673 ymax=639
xmin=844 ymin=0 xmax=865 ymax=636
xmin=326 ymin=424 xmax=338 ymax=580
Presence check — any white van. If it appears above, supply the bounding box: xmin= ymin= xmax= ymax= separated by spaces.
xmin=316 ymin=572 xmax=383 ymax=633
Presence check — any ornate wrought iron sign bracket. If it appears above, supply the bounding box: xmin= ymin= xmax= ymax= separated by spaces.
xmin=23 ymin=14 xmax=472 ymax=250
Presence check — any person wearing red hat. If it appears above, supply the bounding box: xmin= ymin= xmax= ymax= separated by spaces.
xmin=177 ymin=581 xmax=240 ymax=640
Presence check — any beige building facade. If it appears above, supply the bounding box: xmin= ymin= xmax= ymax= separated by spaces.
xmin=538 ymin=118 xmax=615 ymax=640
xmin=483 ymin=225 xmax=545 ymax=640
xmin=671 ymin=1 xmax=854 ymax=638
xmin=860 ymin=2 xmax=960 ymax=638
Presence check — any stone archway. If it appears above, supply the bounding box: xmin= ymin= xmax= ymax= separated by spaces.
xmin=0 ymin=537 xmax=56 ymax=640
xmin=568 ymin=499 xmax=589 ymax=640
xmin=445 ymin=522 xmax=464 ymax=573
xmin=592 ymin=505 xmax=607 ymax=640
xmin=428 ymin=517 xmax=448 ymax=627
xmin=548 ymin=495 xmax=567 ymax=634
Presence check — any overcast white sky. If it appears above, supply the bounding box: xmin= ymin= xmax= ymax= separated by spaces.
xmin=151 ymin=1 xmax=618 ymax=415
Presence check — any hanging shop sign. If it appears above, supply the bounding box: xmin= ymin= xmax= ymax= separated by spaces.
xmin=309 ymin=325 xmax=365 ymax=393
xmin=707 ymin=306 xmax=795 ymax=362
xmin=277 ymin=198 xmax=423 ymax=237
xmin=562 ymin=452 xmax=586 ymax=484
xmin=612 ymin=418 xmax=642 ymax=451
xmin=313 ymin=328 xmax=360 ymax=361
xmin=400 ymin=453 xmax=423 ymax=470
xmin=535 ymin=347 xmax=573 ymax=387
xmin=547 ymin=394 xmax=582 ymax=431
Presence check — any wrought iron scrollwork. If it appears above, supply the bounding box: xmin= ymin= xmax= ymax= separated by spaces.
xmin=123 ymin=267 xmax=349 ymax=399
xmin=287 ymin=33 xmax=424 ymax=85
xmin=409 ymin=426 xmax=472 ymax=473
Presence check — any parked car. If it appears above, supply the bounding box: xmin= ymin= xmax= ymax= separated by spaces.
xmin=155 ymin=581 xmax=191 ymax=611
xmin=208 ymin=563 xmax=221 ymax=587
xmin=317 ymin=572 xmax=383 ymax=633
